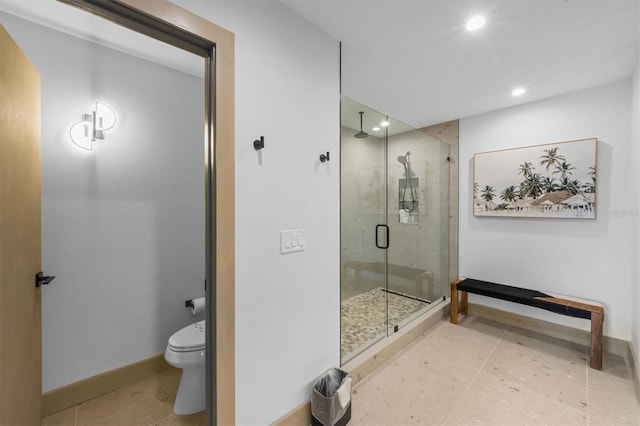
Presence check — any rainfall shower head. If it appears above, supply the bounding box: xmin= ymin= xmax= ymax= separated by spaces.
xmin=354 ymin=111 xmax=369 ymax=139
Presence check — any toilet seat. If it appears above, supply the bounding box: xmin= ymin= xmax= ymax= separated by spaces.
xmin=168 ymin=320 xmax=205 ymax=352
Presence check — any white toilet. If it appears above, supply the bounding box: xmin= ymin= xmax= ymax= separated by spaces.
xmin=165 ymin=320 xmax=206 ymax=415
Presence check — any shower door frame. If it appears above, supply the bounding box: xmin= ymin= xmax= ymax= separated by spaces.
xmin=56 ymin=1 xmax=235 ymax=425
xmin=340 ymin=97 xmax=459 ymax=366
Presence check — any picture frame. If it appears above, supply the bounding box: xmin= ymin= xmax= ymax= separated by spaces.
xmin=473 ymin=138 xmax=597 ymax=219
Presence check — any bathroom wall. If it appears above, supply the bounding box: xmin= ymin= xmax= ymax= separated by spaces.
xmin=387 ymin=131 xmax=450 ymax=299
xmin=169 ymin=1 xmax=340 ymax=424
xmin=340 ymin=130 xmax=385 ymax=270
xmin=459 ymin=80 xmax=634 ymax=339
xmin=631 ymin=37 xmax=640 ymax=365
xmin=0 ymin=12 xmax=206 ymax=392
xmin=340 ymin=127 xmax=450 ymax=301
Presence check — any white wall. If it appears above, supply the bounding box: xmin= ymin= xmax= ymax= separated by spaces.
xmin=170 ymin=1 xmax=340 ymax=424
xmin=459 ymin=81 xmax=633 ymax=339
xmin=0 ymin=13 xmax=206 ymax=392
xmin=631 ymin=31 xmax=640 ymax=361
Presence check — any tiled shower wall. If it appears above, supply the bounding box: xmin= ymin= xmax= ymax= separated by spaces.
xmin=340 ymin=125 xmax=451 ymax=300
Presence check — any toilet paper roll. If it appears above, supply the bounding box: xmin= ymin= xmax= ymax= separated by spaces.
xmin=189 ymin=297 xmax=205 ymax=315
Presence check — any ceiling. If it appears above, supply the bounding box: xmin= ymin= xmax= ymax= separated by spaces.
xmin=281 ymin=0 xmax=639 ymax=128
xmin=0 ymin=0 xmax=203 ymax=77
xmin=1 ymin=1 xmax=638 ymax=129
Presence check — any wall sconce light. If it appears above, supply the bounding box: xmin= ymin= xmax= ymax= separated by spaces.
xmin=70 ymin=102 xmax=116 ymax=150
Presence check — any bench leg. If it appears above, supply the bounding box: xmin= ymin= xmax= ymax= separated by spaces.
xmin=590 ymin=311 xmax=603 ymax=370
xmin=450 ymin=281 xmax=458 ymax=324
xmin=461 ymin=291 xmax=468 ymax=316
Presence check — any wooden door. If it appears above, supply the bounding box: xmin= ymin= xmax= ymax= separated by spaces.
xmin=0 ymin=23 xmax=42 ymax=425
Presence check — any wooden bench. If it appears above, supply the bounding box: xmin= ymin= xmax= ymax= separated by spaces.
xmin=450 ymin=278 xmax=604 ymax=370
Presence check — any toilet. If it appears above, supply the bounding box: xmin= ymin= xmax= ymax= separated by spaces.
xmin=165 ymin=320 xmax=206 ymax=415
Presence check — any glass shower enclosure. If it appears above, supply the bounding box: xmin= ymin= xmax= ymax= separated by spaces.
xmin=340 ymin=96 xmax=450 ymax=364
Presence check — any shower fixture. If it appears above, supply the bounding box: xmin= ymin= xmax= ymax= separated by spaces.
xmin=397 ymin=151 xmax=410 ymax=165
xmin=354 ymin=111 xmax=369 ymax=139
xmin=398 ymin=151 xmax=418 ymax=213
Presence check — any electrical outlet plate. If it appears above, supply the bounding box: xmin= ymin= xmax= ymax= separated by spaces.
xmin=281 ymin=229 xmax=304 ymax=254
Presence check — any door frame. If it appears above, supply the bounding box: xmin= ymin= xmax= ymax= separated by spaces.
xmin=56 ymin=1 xmax=235 ymax=425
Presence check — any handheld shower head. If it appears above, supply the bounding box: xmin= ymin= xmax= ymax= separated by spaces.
xmin=354 ymin=111 xmax=369 ymax=139
xmin=397 ymin=151 xmax=411 ymax=164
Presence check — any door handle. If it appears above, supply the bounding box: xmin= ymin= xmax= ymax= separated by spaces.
xmin=375 ymin=224 xmax=390 ymax=249
xmin=35 ymin=271 xmax=55 ymax=288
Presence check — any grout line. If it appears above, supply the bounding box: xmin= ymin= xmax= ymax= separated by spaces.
xmin=473 ymin=323 xmax=509 ymax=380
xmin=441 ymin=320 xmax=508 ymax=424
xmin=74 ymin=404 xmax=78 ymax=426
xmin=493 ymin=324 xmax=591 ymax=425
xmin=585 ymin=358 xmax=591 ymax=426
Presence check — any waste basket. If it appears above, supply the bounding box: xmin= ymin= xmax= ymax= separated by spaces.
xmin=311 ymin=368 xmax=351 ymax=426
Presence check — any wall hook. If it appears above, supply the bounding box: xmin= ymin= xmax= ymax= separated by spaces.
xmin=254 ymin=136 xmax=264 ymax=150
xmin=319 ymin=151 xmax=330 ymax=163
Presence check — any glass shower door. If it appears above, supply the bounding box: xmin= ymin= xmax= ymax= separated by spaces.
xmin=385 ymin=125 xmax=450 ymax=333
xmin=340 ymin=96 xmax=451 ymax=364
xmin=340 ymin=100 xmax=388 ymax=363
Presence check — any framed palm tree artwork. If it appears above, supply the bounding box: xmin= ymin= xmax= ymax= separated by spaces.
xmin=473 ymin=138 xmax=597 ymax=219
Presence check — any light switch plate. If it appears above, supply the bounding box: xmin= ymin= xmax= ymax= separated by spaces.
xmin=281 ymin=229 xmax=305 ymax=254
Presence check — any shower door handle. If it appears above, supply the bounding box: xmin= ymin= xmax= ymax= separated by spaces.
xmin=375 ymin=224 xmax=389 ymax=249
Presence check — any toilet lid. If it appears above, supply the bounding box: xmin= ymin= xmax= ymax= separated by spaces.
xmin=168 ymin=320 xmax=205 ymax=351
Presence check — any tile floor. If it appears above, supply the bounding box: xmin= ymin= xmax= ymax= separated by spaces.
xmin=41 ymin=368 xmax=204 ymax=426
xmin=41 ymin=316 xmax=640 ymax=426
xmin=349 ymin=316 xmax=640 ymax=425
xmin=341 ymin=288 xmax=429 ymax=358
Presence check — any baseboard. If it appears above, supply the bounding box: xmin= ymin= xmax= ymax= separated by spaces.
xmin=41 ymin=353 xmax=171 ymax=417
xmin=271 ymin=301 xmax=449 ymax=426
xmin=271 ymin=400 xmax=311 ymax=426
xmin=629 ymin=342 xmax=640 ymax=404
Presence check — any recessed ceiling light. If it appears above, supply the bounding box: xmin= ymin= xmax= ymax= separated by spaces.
xmin=372 ymin=127 xmax=380 ymax=131
xmin=511 ymin=87 xmax=526 ymax=97
xmin=465 ymin=15 xmax=486 ymax=31
xmin=380 ymin=121 xmax=390 ymax=127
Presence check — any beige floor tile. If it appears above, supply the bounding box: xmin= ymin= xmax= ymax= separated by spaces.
xmin=350 ymin=344 xmax=479 ymax=425
xmin=587 ymin=353 xmax=640 ymax=425
xmin=444 ymin=371 xmax=588 ymax=426
xmin=76 ymin=368 xmax=180 ymax=426
xmin=150 ymin=411 xmax=205 ymax=426
xmin=416 ymin=317 xmax=507 ymax=369
xmin=41 ymin=406 xmax=76 ymax=426
xmin=483 ymin=326 xmax=589 ymax=411
xmin=43 ymin=319 xmax=639 ymax=426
